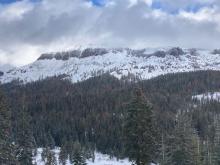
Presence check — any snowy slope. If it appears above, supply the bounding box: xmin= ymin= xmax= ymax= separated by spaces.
xmin=33 ymin=148 xmax=158 ymax=165
xmin=34 ymin=148 xmax=132 ymax=165
xmin=1 ymin=47 xmax=220 ymax=84
xmin=192 ymin=92 xmax=220 ymax=102
xmin=0 ymin=64 xmax=14 ymax=73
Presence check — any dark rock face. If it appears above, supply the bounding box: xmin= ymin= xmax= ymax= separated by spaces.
xmin=130 ymin=49 xmax=146 ymax=57
xmin=38 ymin=48 xmax=109 ymax=61
xmin=189 ymin=49 xmax=198 ymax=56
xmin=0 ymin=71 xmax=4 ymax=76
xmin=81 ymin=48 xmax=108 ymax=58
xmin=212 ymin=49 xmax=220 ymax=55
xmin=152 ymin=51 xmax=166 ymax=58
xmin=129 ymin=49 xmax=167 ymax=58
xmin=167 ymin=47 xmax=185 ymax=57
xmin=38 ymin=50 xmax=81 ymax=61
xmin=37 ymin=54 xmax=54 ymax=60
xmin=112 ymin=48 xmax=124 ymax=54
xmin=37 ymin=47 xmax=187 ymax=61
xmin=59 ymin=50 xmax=81 ymax=60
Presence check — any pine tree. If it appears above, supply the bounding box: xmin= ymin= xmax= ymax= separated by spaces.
xmin=17 ymin=94 xmax=35 ymax=165
xmin=47 ymin=133 xmax=55 ymax=149
xmin=191 ymin=129 xmax=203 ymax=165
xmin=0 ymin=90 xmax=18 ymax=165
xmin=69 ymin=141 xmax=87 ymax=165
xmin=59 ymin=143 xmax=68 ymax=165
xmin=44 ymin=147 xmax=57 ymax=165
xmin=123 ymin=88 xmax=158 ymax=165
xmin=212 ymin=116 xmax=220 ymax=165
xmin=166 ymin=111 xmax=199 ymax=165
xmin=83 ymin=144 xmax=95 ymax=163
xmin=213 ymin=143 xmax=220 ymax=165
xmin=158 ymin=132 xmax=170 ymax=165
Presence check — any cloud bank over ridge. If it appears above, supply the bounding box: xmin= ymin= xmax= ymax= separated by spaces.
xmin=0 ymin=0 xmax=220 ymax=66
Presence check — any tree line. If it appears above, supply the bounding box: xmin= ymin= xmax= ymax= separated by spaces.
xmin=1 ymin=70 xmax=220 ymax=164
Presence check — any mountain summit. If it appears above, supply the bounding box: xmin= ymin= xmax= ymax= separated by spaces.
xmin=1 ymin=47 xmax=220 ymax=84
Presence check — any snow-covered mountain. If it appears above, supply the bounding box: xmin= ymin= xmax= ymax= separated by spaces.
xmin=0 ymin=64 xmax=14 ymax=76
xmin=1 ymin=47 xmax=220 ymax=84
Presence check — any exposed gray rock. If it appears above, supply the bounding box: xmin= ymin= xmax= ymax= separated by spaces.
xmin=38 ymin=50 xmax=81 ymax=61
xmin=189 ymin=48 xmax=198 ymax=56
xmin=112 ymin=48 xmax=124 ymax=54
xmin=81 ymin=48 xmax=108 ymax=58
xmin=152 ymin=51 xmax=166 ymax=58
xmin=37 ymin=53 xmax=54 ymax=60
xmin=37 ymin=47 xmax=186 ymax=61
xmin=130 ymin=49 xmax=146 ymax=57
xmin=167 ymin=47 xmax=185 ymax=57
xmin=212 ymin=49 xmax=220 ymax=55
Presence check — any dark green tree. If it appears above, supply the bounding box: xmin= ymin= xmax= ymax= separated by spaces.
xmin=0 ymin=91 xmax=18 ymax=165
xmin=59 ymin=143 xmax=68 ymax=165
xmin=213 ymin=117 xmax=220 ymax=165
xmin=41 ymin=148 xmax=47 ymax=162
xmin=213 ymin=143 xmax=220 ymax=165
xmin=123 ymin=89 xmax=158 ymax=165
xmin=69 ymin=141 xmax=87 ymax=165
xmin=42 ymin=147 xmax=57 ymax=165
xmin=166 ymin=111 xmax=199 ymax=165
xmin=17 ymin=94 xmax=35 ymax=165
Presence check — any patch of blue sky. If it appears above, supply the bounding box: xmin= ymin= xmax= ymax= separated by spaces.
xmin=151 ymin=1 xmax=178 ymax=14
xmin=0 ymin=0 xmax=41 ymax=4
xmin=151 ymin=0 xmax=214 ymax=14
xmin=91 ymin=0 xmax=106 ymax=7
xmin=185 ymin=3 xmax=214 ymax=12
xmin=0 ymin=0 xmax=21 ymax=4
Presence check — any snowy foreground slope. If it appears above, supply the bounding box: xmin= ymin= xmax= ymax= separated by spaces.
xmin=1 ymin=47 xmax=220 ymax=84
xmin=192 ymin=92 xmax=220 ymax=102
xmin=34 ymin=148 xmax=157 ymax=165
xmin=34 ymin=148 xmax=132 ymax=165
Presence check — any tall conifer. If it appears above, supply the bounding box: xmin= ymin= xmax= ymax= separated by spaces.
xmin=124 ymin=88 xmax=158 ymax=165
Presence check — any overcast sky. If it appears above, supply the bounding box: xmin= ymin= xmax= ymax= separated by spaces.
xmin=0 ymin=0 xmax=220 ymax=66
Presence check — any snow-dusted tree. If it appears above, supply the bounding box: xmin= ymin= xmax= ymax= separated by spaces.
xmin=59 ymin=143 xmax=68 ymax=165
xmin=17 ymin=94 xmax=35 ymax=165
xmin=123 ymin=88 xmax=158 ymax=165
xmin=212 ymin=115 xmax=220 ymax=165
xmin=0 ymin=90 xmax=18 ymax=165
xmin=69 ymin=141 xmax=87 ymax=165
xmin=41 ymin=147 xmax=57 ymax=165
xmin=165 ymin=111 xmax=201 ymax=165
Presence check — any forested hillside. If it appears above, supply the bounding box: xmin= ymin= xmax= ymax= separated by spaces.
xmin=2 ymin=70 xmax=220 ymax=164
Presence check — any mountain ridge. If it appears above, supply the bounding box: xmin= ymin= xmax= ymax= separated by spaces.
xmin=1 ymin=47 xmax=220 ymax=84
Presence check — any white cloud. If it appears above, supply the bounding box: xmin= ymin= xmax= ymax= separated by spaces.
xmin=0 ymin=0 xmax=220 ymax=66
xmin=0 ymin=0 xmax=33 ymax=21
xmin=0 ymin=45 xmax=42 ymax=66
xmin=128 ymin=0 xmax=152 ymax=7
xmin=179 ymin=7 xmax=217 ymax=22
xmin=0 ymin=50 xmax=8 ymax=65
xmin=142 ymin=0 xmax=153 ymax=6
xmin=179 ymin=6 xmax=220 ymax=32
